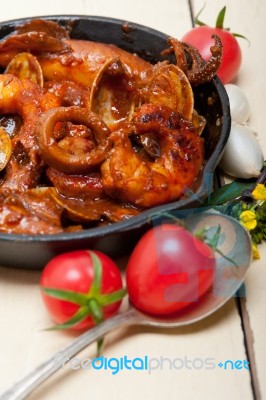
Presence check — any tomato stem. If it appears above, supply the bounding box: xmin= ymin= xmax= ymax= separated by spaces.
xmin=194 ymin=4 xmax=249 ymax=43
xmin=89 ymin=298 xmax=104 ymax=324
xmin=96 ymin=338 xmax=104 ymax=357
xmin=195 ymin=225 xmax=238 ymax=267
xmin=88 ymin=298 xmax=104 ymax=357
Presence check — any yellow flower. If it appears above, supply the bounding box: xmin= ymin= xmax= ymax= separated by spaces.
xmin=252 ymin=184 xmax=266 ymax=200
xmin=252 ymin=242 xmax=260 ymax=259
xmin=239 ymin=210 xmax=257 ymax=230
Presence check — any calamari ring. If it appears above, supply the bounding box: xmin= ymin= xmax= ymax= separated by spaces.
xmin=36 ymin=106 xmax=111 ymax=174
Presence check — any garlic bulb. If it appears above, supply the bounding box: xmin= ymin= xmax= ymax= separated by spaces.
xmin=225 ymin=84 xmax=250 ymax=124
xmin=219 ymin=123 xmax=264 ymax=178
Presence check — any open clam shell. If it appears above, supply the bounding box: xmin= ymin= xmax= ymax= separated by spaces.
xmin=146 ymin=64 xmax=194 ymax=120
xmin=89 ymin=58 xmax=137 ymax=129
xmin=5 ymin=52 xmax=44 ymax=87
xmin=0 ymin=127 xmax=12 ymax=171
xmin=50 ymin=188 xmax=140 ymax=223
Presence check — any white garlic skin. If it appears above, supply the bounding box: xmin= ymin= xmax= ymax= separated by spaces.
xmin=219 ymin=123 xmax=264 ymax=179
xmin=225 ymin=84 xmax=250 ymax=124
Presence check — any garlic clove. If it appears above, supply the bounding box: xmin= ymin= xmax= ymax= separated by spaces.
xmin=219 ymin=122 xmax=264 ymax=179
xmin=225 ymin=84 xmax=250 ymax=124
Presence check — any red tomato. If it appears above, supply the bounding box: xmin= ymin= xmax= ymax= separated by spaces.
xmin=40 ymin=250 xmax=125 ymax=330
xmin=182 ymin=26 xmax=242 ymax=83
xmin=126 ymin=224 xmax=215 ymax=315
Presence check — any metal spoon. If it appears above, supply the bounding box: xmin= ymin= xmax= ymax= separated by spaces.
xmin=0 ymin=213 xmax=252 ymax=400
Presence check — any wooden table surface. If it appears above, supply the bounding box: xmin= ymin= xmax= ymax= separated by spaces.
xmin=0 ymin=0 xmax=265 ymax=399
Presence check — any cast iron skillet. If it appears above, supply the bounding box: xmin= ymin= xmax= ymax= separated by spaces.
xmin=0 ymin=15 xmax=231 ymax=269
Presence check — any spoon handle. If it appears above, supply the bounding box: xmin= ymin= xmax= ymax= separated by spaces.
xmin=0 ymin=309 xmax=136 ymax=400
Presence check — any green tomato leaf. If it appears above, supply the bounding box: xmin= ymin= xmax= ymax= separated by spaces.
xmin=195 ymin=224 xmax=238 ymax=267
xmin=204 ymin=226 xmax=222 ymax=248
xmin=41 ymin=287 xmax=88 ymax=306
xmin=88 ymin=251 xmax=102 ymax=297
xmin=99 ymin=288 xmax=127 ymax=306
xmin=215 ymin=6 xmax=226 ymax=29
xmin=194 ymin=3 xmax=208 ymax=26
xmin=232 ymin=32 xmax=250 ymax=44
xmin=45 ymin=305 xmax=91 ymax=330
xmin=204 ymin=179 xmax=256 ymax=206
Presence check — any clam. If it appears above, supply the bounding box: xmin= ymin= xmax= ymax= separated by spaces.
xmin=50 ymin=188 xmax=140 ymax=223
xmin=90 ymin=58 xmax=137 ymax=129
xmin=146 ymin=64 xmax=194 ymax=120
xmin=0 ymin=127 xmax=12 ymax=171
xmin=5 ymin=52 xmax=44 ymax=86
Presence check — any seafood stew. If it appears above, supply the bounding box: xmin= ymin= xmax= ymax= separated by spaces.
xmin=0 ymin=16 xmax=230 ymax=268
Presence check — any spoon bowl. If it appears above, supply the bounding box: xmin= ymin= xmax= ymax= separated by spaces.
xmin=0 ymin=213 xmax=252 ymax=400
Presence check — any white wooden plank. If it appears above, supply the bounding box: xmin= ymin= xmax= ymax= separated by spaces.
xmin=0 ymin=267 xmax=253 ymax=400
xmin=242 ymin=245 xmax=266 ymax=399
xmin=192 ymin=0 xmax=266 ymax=397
